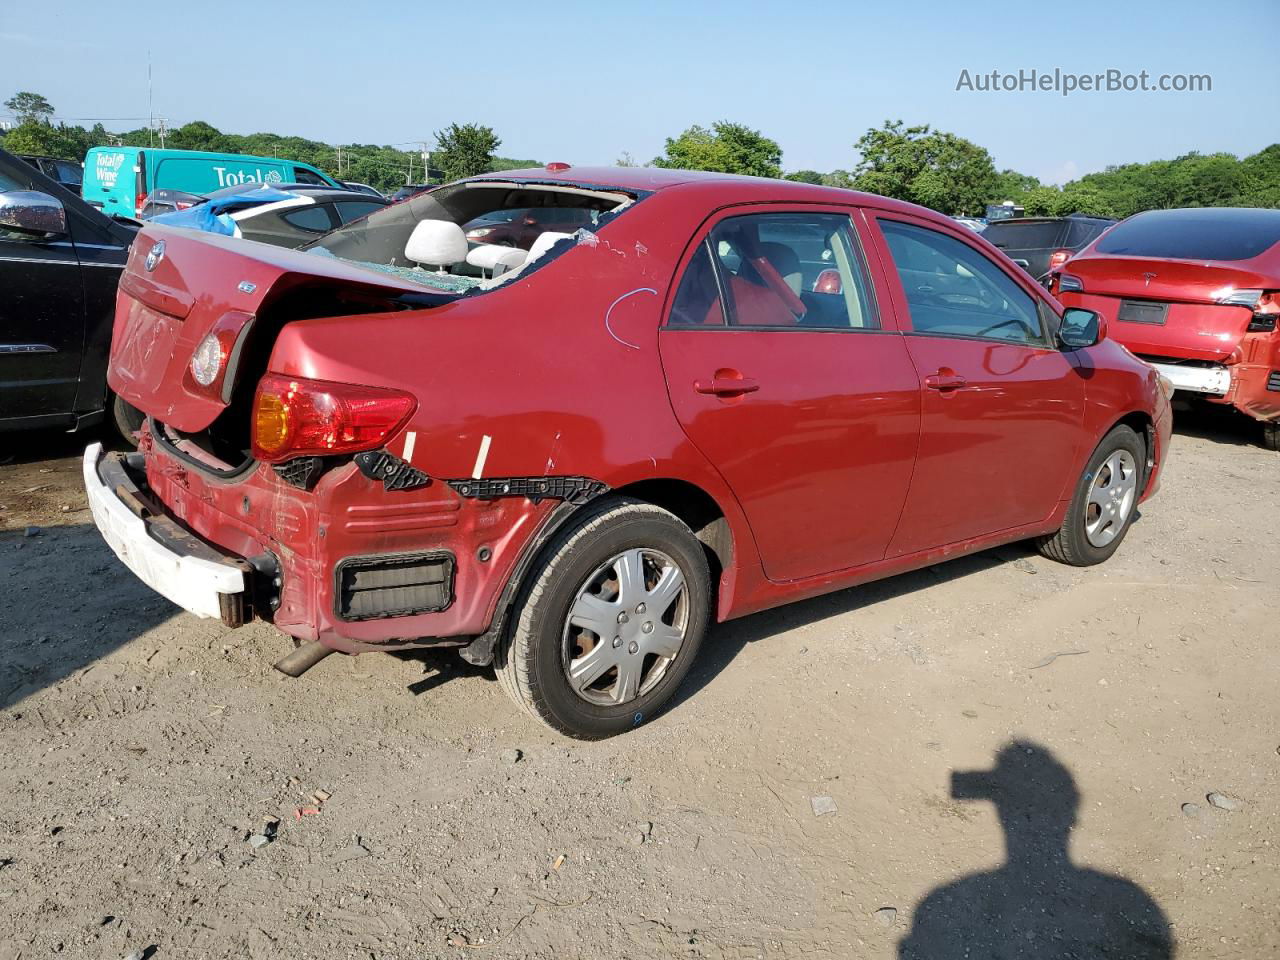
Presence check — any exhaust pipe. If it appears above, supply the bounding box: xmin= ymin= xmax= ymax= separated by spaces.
xmin=274 ymin=641 xmax=336 ymax=678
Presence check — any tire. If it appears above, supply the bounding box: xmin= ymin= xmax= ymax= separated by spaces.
xmin=1262 ymin=421 xmax=1279 ymax=452
xmin=495 ymin=497 xmax=712 ymax=739
xmin=1037 ymin=424 xmax=1145 ymax=566
xmin=110 ymin=394 xmax=145 ymax=446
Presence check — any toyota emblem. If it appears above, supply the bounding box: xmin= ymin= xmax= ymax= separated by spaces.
xmin=145 ymin=239 xmax=166 ymax=272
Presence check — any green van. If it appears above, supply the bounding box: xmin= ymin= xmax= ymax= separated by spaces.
xmin=82 ymin=147 xmax=341 ymax=218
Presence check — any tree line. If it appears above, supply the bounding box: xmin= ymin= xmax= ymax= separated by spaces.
xmin=0 ymin=92 xmax=534 ymax=191
xmin=4 ymin=91 xmax=1276 ymax=218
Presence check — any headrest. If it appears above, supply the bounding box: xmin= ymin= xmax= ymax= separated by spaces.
xmin=527 ymin=231 xmax=575 ymax=262
xmin=405 ymin=220 xmax=468 ymax=266
xmin=466 ymin=243 xmax=527 ymax=272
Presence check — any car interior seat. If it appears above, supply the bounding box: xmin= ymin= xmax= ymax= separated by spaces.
xmin=405 ymin=220 xmax=468 ymax=270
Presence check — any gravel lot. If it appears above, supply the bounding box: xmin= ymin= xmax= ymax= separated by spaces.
xmin=1 ymin=406 xmax=1277 ymax=959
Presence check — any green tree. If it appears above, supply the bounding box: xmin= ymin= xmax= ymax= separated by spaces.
xmin=850 ymin=120 xmax=999 ymax=216
xmin=785 ymin=169 xmax=824 ymax=184
xmin=433 ymin=123 xmax=501 ymax=181
xmin=4 ymin=91 xmax=54 ymax=125
xmin=653 ymin=121 xmax=783 ymax=179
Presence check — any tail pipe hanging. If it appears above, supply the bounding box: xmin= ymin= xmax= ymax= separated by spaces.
xmin=274 ymin=641 xmax=336 ymax=678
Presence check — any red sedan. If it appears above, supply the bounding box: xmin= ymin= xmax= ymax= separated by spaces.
xmin=86 ymin=166 xmax=1171 ymax=738
xmin=1049 ymin=206 xmax=1280 ymax=449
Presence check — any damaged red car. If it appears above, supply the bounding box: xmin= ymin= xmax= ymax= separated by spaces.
xmin=86 ymin=166 xmax=1172 ymax=738
xmin=1049 ymin=206 xmax=1280 ymax=449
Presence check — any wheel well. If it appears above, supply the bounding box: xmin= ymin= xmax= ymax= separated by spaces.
xmin=613 ymin=478 xmax=731 ymax=599
xmin=1112 ymin=411 xmax=1156 ymax=481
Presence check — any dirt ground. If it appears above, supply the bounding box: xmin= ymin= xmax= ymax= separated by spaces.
xmin=1 ymin=406 xmax=1277 ymax=960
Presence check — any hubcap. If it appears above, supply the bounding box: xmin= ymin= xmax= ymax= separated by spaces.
xmin=1085 ymin=450 xmax=1138 ymax=547
xmin=561 ymin=548 xmax=689 ymax=706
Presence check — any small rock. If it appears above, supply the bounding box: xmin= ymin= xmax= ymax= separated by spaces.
xmin=501 ymin=748 xmax=523 ymax=765
xmin=637 ymin=821 xmax=653 ymax=836
xmin=961 ymin=709 xmax=978 ymax=719
xmin=630 ymin=832 xmax=646 ymax=845
xmin=23 ymin=526 xmax=40 ymax=538
xmin=1181 ymin=803 xmax=1201 ymax=818
xmin=874 ymin=907 xmax=898 ymax=927
xmin=1013 ymin=558 xmax=1037 ymax=574
xmin=1207 ymin=792 xmax=1241 ymax=811
xmin=247 ymin=833 xmax=271 ymax=849
xmin=332 ymin=835 xmax=371 ymax=863
xmin=810 ymin=796 xmax=837 ymax=817
xmin=123 ymin=950 xmax=145 ymax=960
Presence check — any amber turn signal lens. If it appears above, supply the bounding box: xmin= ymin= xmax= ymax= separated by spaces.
xmin=254 ymin=388 xmax=292 ymax=455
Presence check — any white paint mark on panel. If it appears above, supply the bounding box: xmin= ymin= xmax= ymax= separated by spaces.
xmin=472 ymin=435 xmax=492 ymax=479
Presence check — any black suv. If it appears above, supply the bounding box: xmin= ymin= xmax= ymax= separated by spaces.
xmin=0 ymin=147 xmax=141 ymax=439
xmin=983 ymin=213 xmax=1115 ymax=281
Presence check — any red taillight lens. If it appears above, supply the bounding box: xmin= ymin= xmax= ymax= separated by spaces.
xmin=251 ymin=374 xmax=416 ymax=463
xmin=1048 ymin=248 xmax=1071 ymax=269
xmin=135 ymin=192 xmax=149 ymax=217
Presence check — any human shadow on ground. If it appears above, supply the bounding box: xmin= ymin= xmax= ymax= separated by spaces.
xmin=897 ymin=741 xmax=1174 ymax=959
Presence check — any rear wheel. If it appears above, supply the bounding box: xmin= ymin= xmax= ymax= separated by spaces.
xmin=1037 ymin=424 xmax=1144 ymax=566
xmin=495 ymin=498 xmax=711 ymax=739
xmin=110 ymin=394 xmax=144 ymax=446
xmin=1262 ymin=421 xmax=1279 ymax=452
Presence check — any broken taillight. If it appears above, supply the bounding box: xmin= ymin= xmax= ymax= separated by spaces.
xmin=1247 ymin=292 xmax=1279 ymax=333
xmin=251 ymin=374 xmax=416 ymax=463
xmin=183 ymin=312 xmax=255 ymax=402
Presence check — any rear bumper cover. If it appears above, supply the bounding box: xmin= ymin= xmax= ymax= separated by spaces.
xmin=1147 ymin=361 xmax=1230 ymax=396
xmin=84 ymin=442 xmax=252 ymax=624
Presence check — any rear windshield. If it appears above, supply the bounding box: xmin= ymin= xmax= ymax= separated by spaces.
xmin=984 ymin=221 xmax=1066 ymax=249
xmin=306 ymin=180 xmax=635 ymax=294
xmin=1095 ymin=208 xmax=1280 ymax=261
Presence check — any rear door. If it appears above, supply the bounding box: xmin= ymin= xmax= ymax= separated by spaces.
xmin=659 ymin=206 xmax=921 ymax=582
xmin=868 ymin=214 xmax=1085 ymax=557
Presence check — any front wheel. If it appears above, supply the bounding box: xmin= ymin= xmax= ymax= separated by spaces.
xmin=1037 ymin=424 xmax=1145 ymax=566
xmin=495 ymin=498 xmax=711 ymax=739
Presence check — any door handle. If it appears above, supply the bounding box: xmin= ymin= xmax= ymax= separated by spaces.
xmin=924 ymin=372 xmax=967 ymax=391
xmin=694 ymin=376 xmax=760 ymax=397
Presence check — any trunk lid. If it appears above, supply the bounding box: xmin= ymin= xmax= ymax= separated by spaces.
xmin=108 ymin=226 xmax=454 ymax=432
xmin=1063 ymin=254 xmax=1270 ymax=361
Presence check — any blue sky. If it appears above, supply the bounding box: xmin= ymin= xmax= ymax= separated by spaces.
xmin=3 ymin=0 xmax=1275 ymax=184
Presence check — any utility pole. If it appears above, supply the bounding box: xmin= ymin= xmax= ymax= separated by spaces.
xmin=420 ymin=142 xmax=430 ymax=184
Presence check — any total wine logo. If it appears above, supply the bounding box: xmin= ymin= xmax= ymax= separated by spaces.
xmin=213 ymin=167 xmax=285 ymax=187
xmin=94 ymin=151 xmax=127 ymax=189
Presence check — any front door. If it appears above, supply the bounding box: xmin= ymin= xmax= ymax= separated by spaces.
xmin=659 ymin=208 xmax=921 ymax=582
xmin=869 ymin=215 xmax=1086 ymax=557
xmin=0 ymin=164 xmax=86 ymax=421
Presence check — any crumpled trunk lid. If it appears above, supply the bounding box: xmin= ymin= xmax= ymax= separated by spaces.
xmin=1064 ymin=255 xmax=1269 ymax=362
xmin=108 ymin=226 xmax=444 ymax=432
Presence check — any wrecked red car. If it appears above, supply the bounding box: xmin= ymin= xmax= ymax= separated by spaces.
xmin=86 ymin=165 xmax=1171 ymax=738
xmin=1049 ymin=207 xmax=1280 ymax=449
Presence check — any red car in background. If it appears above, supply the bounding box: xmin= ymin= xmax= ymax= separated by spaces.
xmin=85 ymin=166 xmax=1171 ymax=738
xmin=1050 ymin=207 xmax=1280 ymax=449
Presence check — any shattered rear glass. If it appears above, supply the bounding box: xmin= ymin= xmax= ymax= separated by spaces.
xmin=348 ymin=261 xmax=483 ymax=293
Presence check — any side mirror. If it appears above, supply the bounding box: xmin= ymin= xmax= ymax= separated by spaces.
xmin=0 ymin=190 xmax=68 ymax=238
xmin=1059 ymin=307 xmax=1105 ymax=348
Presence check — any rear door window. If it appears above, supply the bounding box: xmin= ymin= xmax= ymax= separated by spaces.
xmin=668 ymin=212 xmax=878 ymax=330
xmin=292 ymin=166 xmax=331 ymax=186
xmin=334 ymin=200 xmax=385 ymax=224
xmin=880 ymin=219 xmax=1046 ymax=346
xmin=281 ymin=205 xmax=336 ymax=232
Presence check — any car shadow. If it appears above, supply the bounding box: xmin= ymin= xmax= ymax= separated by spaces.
xmin=0 ymin=522 xmax=178 ymax=712
xmin=897 ymin=741 xmax=1174 ymax=958
xmin=1171 ymin=399 xmax=1263 ymax=448
xmin=672 ymin=542 xmax=1036 ymax=712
